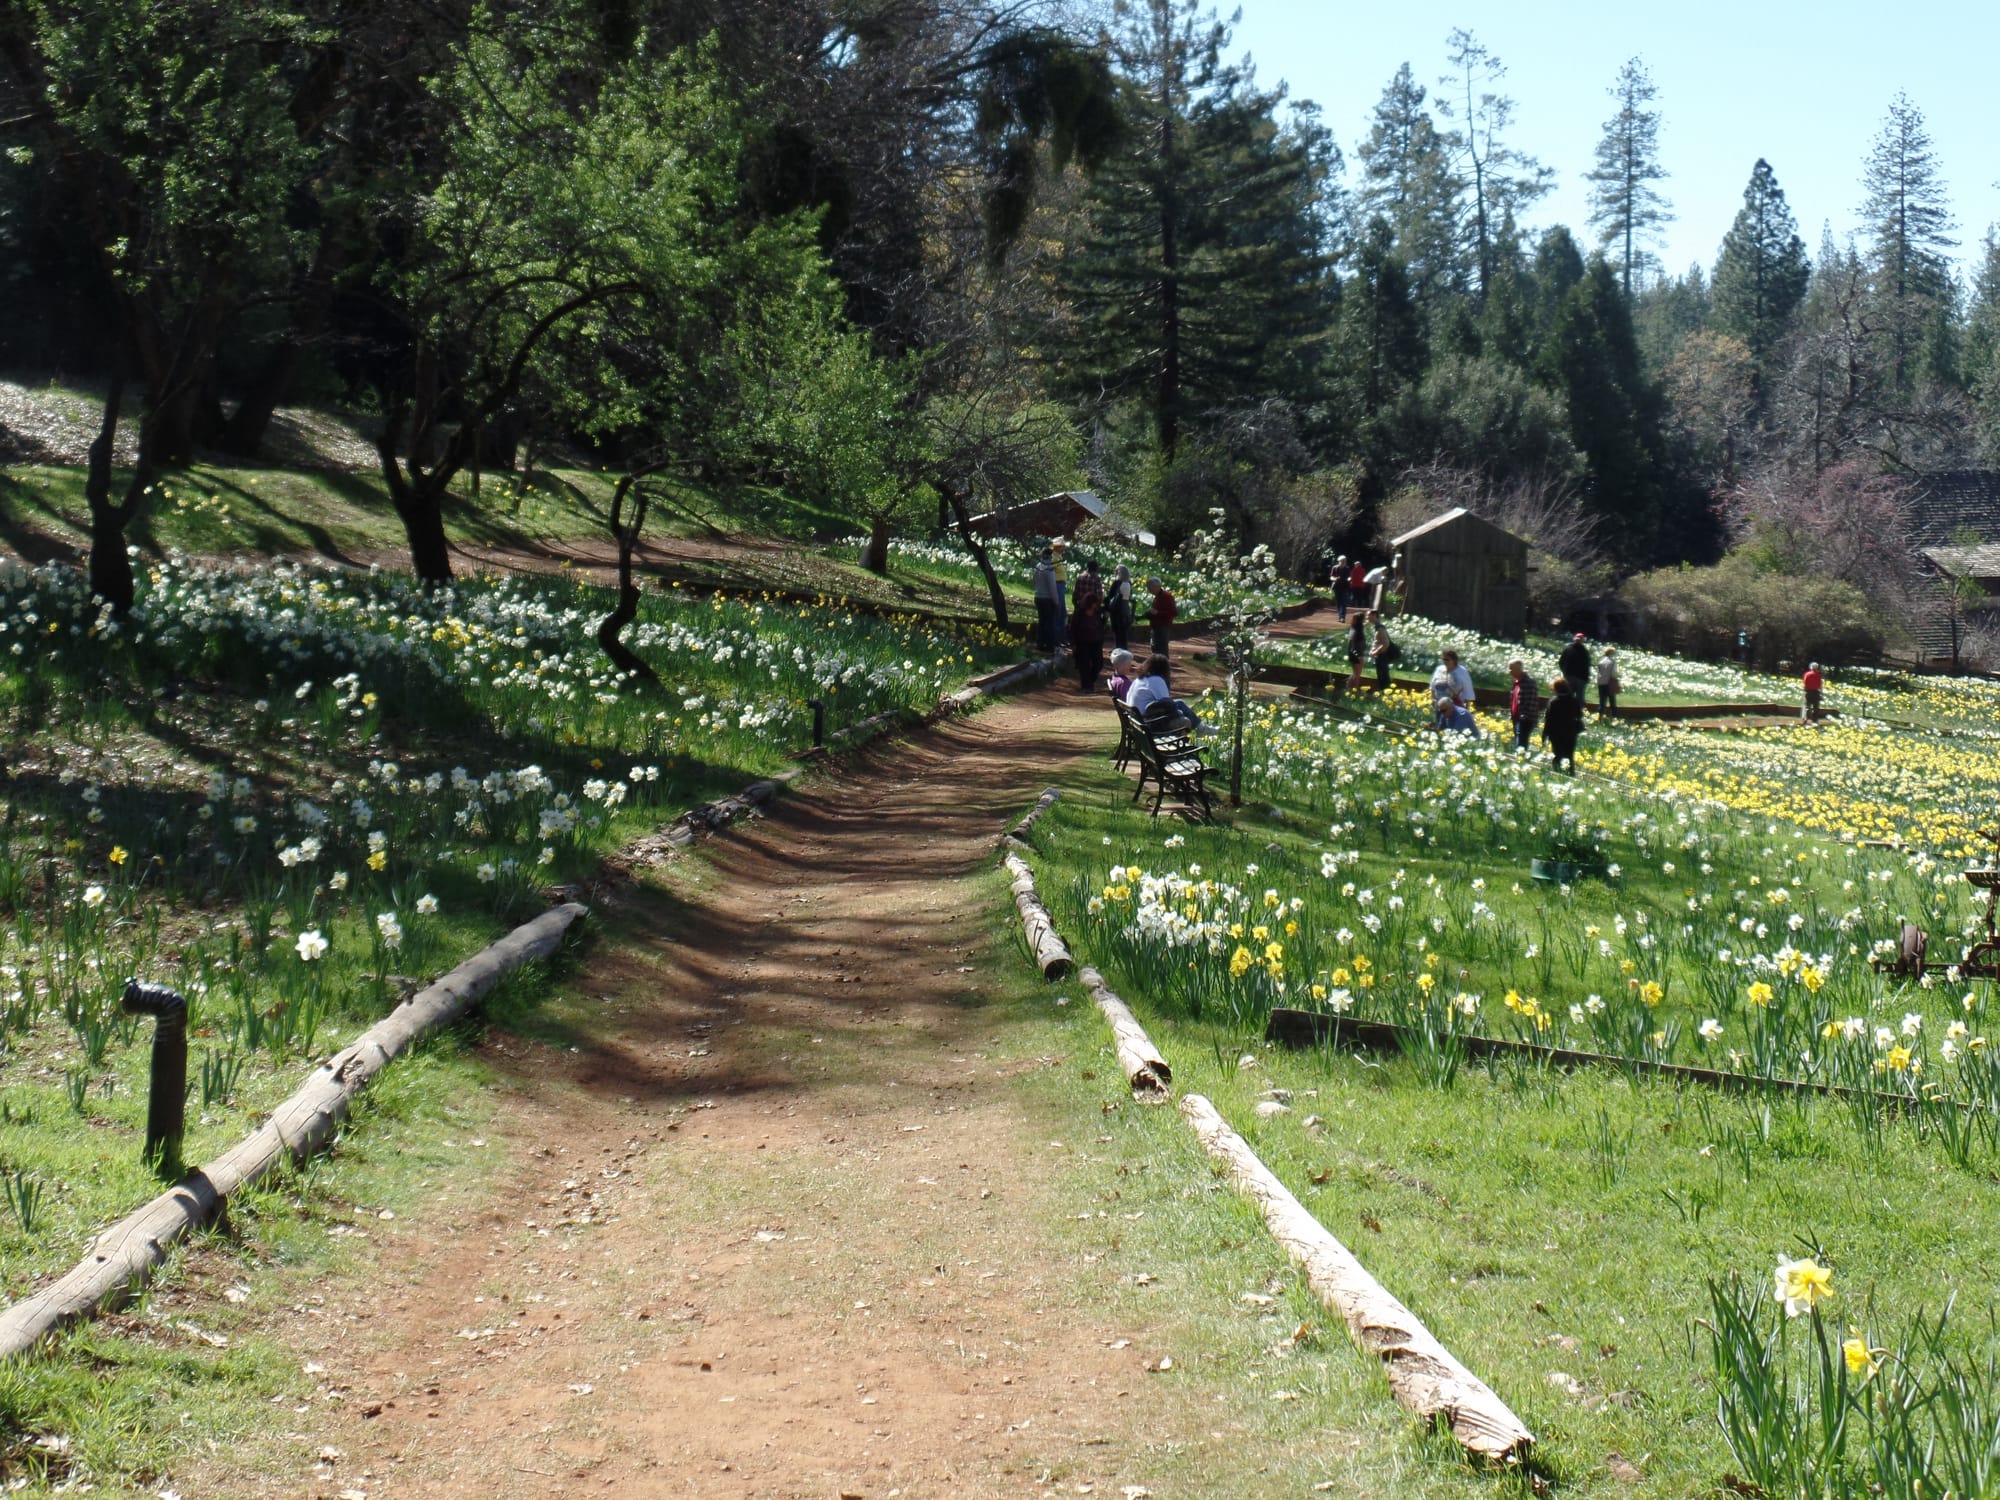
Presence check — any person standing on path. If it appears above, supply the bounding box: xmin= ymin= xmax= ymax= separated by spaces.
xmin=1344 ymin=613 xmax=1369 ymax=695
xmin=1332 ymin=554 xmax=1350 ymax=621
xmin=1507 ymin=658 xmax=1540 ymax=751
xmin=1542 ymin=677 xmax=1584 ymax=771
xmin=1050 ymin=540 xmax=1070 ymax=653
xmin=1071 ymin=590 xmax=1107 ymax=693
xmin=1595 ymin=648 xmax=1620 ymax=719
xmin=1559 ymin=632 xmax=1592 ymax=694
xmin=1108 ymin=565 xmax=1134 ymax=650
xmin=1076 ymin=557 xmax=1103 ymax=614
xmin=1802 ymin=661 xmax=1824 ymax=723
xmin=1348 ymin=558 xmax=1369 ymax=614
xmin=1371 ymin=619 xmax=1399 ymax=692
xmin=1144 ymin=576 xmax=1177 ymax=657
xmin=1031 ymin=548 xmax=1060 ymax=654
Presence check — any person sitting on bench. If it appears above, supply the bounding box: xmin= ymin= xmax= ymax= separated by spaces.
xmin=1126 ymin=654 xmax=1199 ymax=732
xmin=1107 ymin=649 xmax=1140 ymax=701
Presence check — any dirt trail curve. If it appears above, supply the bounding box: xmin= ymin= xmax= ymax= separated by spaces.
xmin=194 ymin=669 xmax=1241 ymax=1500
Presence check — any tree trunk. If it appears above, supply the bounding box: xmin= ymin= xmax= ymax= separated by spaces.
xmin=84 ymin=377 xmax=139 ymax=611
xmin=397 ymin=491 xmax=453 ymax=586
xmin=940 ymin=483 xmax=1008 ymax=627
xmin=218 ymin=341 xmax=303 ymax=457
xmin=862 ymin=515 xmax=892 ymax=574
xmin=596 ymin=473 xmax=660 ymax=685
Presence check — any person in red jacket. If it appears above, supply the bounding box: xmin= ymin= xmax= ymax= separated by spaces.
xmin=1347 ymin=558 xmax=1368 ymax=610
xmin=1801 ymin=662 xmax=1824 ymax=723
xmin=1144 ymin=576 xmax=1178 ymax=656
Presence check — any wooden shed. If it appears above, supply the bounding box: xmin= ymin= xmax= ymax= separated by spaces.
xmin=1389 ymin=507 xmax=1528 ymax=641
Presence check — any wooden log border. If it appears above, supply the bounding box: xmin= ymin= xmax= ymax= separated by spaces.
xmin=1002 ymin=786 xmax=1061 ymax=849
xmin=0 ymin=903 xmax=588 ymax=1362
xmin=1003 ymin=852 xmax=1074 ymax=980
xmin=1078 ymin=964 xmax=1170 ymax=1098
xmin=997 ymin=843 xmax=1529 ymax=1463
xmin=1181 ymin=1093 xmax=1535 ymax=1463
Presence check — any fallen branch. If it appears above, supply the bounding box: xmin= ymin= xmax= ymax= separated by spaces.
xmin=0 ymin=903 xmax=588 ymax=1361
xmin=1002 ymin=852 xmax=1073 ymax=980
xmin=1079 ymin=965 xmax=1170 ymax=1098
xmin=1179 ymin=1093 xmax=1535 ymax=1464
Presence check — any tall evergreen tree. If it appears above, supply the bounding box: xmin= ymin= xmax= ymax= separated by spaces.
xmin=1332 ymin=216 xmax=1425 ymax=491
xmin=1858 ymin=91 xmax=1957 ymax=392
xmin=1051 ymin=0 xmax=1336 ymax=457
xmin=1353 ymin=63 xmax=1461 ymax=306
xmin=1584 ymin=57 xmax=1671 ymax=298
xmin=1964 ymin=229 xmax=2000 ymax=461
xmin=1434 ymin=28 xmax=1552 ymax=304
xmin=1711 ymin=159 xmax=1810 ymax=374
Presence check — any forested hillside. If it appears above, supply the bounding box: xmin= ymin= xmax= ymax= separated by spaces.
xmin=4 ymin=1 xmax=1998 ymax=647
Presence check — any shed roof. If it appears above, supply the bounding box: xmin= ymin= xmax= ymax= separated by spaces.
xmin=1923 ymin=543 xmax=2000 ymax=578
xmin=1389 ymin=506 xmax=1526 ymax=549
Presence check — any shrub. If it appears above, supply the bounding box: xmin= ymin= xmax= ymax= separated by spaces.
xmin=1621 ymin=551 xmax=1887 ymax=668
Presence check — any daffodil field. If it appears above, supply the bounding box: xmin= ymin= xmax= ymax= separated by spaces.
xmin=1023 ymin=621 xmax=2000 ymax=1495
xmin=0 ymin=552 xmax=1013 ymax=1296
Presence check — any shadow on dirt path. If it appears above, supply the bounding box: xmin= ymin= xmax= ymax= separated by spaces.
xmin=192 ymin=679 xmax=1231 ymax=1500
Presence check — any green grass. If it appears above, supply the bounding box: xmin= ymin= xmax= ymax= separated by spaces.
xmin=0 ymin=1001 xmax=518 ymax=1492
xmin=1007 ymin=718 xmax=2000 ymax=1496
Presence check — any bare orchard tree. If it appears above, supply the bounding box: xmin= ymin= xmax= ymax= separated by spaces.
xmin=1723 ymin=458 xmax=1916 ymax=615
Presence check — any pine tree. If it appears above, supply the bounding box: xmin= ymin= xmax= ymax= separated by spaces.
xmin=1965 ymin=230 xmax=2000 ymax=460
xmin=1711 ymin=159 xmax=1810 ymax=373
xmin=1353 ymin=63 xmax=1462 ymax=306
xmin=1858 ymin=91 xmax=1957 ymax=392
xmin=1584 ymin=57 xmax=1671 ymax=298
xmin=1051 ymin=0 xmax=1336 ymax=457
xmin=1434 ymin=29 xmax=1552 ymax=304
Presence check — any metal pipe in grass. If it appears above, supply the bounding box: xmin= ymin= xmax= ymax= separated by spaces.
xmin=0 ymin=902 xmax=588 ymax=1362
xmin=120 ymin=980 xmax=188 ymax=1178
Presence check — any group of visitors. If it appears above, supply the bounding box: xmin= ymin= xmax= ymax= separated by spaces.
xmin=1429 ymin=630 xmax=1622 ymax=773
xmin=1031 ymin=542 xmax=1180 ymax=694
xmin=1330 ymin=553 xmax=1395 ymax=624
xmin=1336 ymin=610 xmax=1401 ymax=696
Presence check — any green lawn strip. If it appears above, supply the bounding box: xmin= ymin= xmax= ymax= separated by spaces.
xmin=0 ymin=1006 xmax=517 ymax=1493
xmin=1007 ymin=755 xmax=2000 ymax=1494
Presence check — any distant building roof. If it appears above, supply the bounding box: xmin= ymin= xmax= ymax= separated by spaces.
xmin=1907 ymin=471 xmax=2000 ymax=547
xmin=1923 ymin=543 xmax=2000 ymax=579
xmin=965 ymin=489 xmax=1155 ymax=546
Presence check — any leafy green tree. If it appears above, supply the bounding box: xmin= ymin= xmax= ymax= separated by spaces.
xmin=1434 ymin=29 xmax=1552 ymax=303
xmin=1051 ymin=0 xmax=1336 ymax=457
xmin=1353 ymin=63 xmax=1462 ymax=306
xmin=1633 ymin=264 xmax=1711 ymax=373
xmin=1585 ymin=58 xmax=1671 ymax=298
xmin=0 ymin=0 xmax=312 ymax=607
xmin=1711 ymin=159 xmax=1811 ymax=378
xmin=1858 ymin=91 xmax=1957 ymax=392
xmin=373 ymin=30 xmax=787 ymax=583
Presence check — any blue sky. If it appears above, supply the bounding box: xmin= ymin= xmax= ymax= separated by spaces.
xmin=1222 ymin=0 xmax=2000 ymax=283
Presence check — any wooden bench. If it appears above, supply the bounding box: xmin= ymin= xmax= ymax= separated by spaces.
xmin=1131 ymin=705 xmax=1214 ymax=821
xmin=1110 ymin=692 xmax=1146 ymax=771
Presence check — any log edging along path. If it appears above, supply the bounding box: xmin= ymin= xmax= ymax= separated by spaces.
xmin=997 ymin=824 xmax=1533 ymax=1464
xmin=0 ymin=903 xmax=587 ymax=1362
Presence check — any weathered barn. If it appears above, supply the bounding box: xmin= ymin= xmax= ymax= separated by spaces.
xmin=1389 ymin=507 xmax=1529 ymax=641
xmin=1906 ymin=472 xmax=2000 ymax=666
xmin=964 ymin=490 xmax=1155 ymax=547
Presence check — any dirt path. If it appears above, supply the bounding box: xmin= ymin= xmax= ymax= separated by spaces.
xmin=197 ymin=677 xmax=1207 ymax=1500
